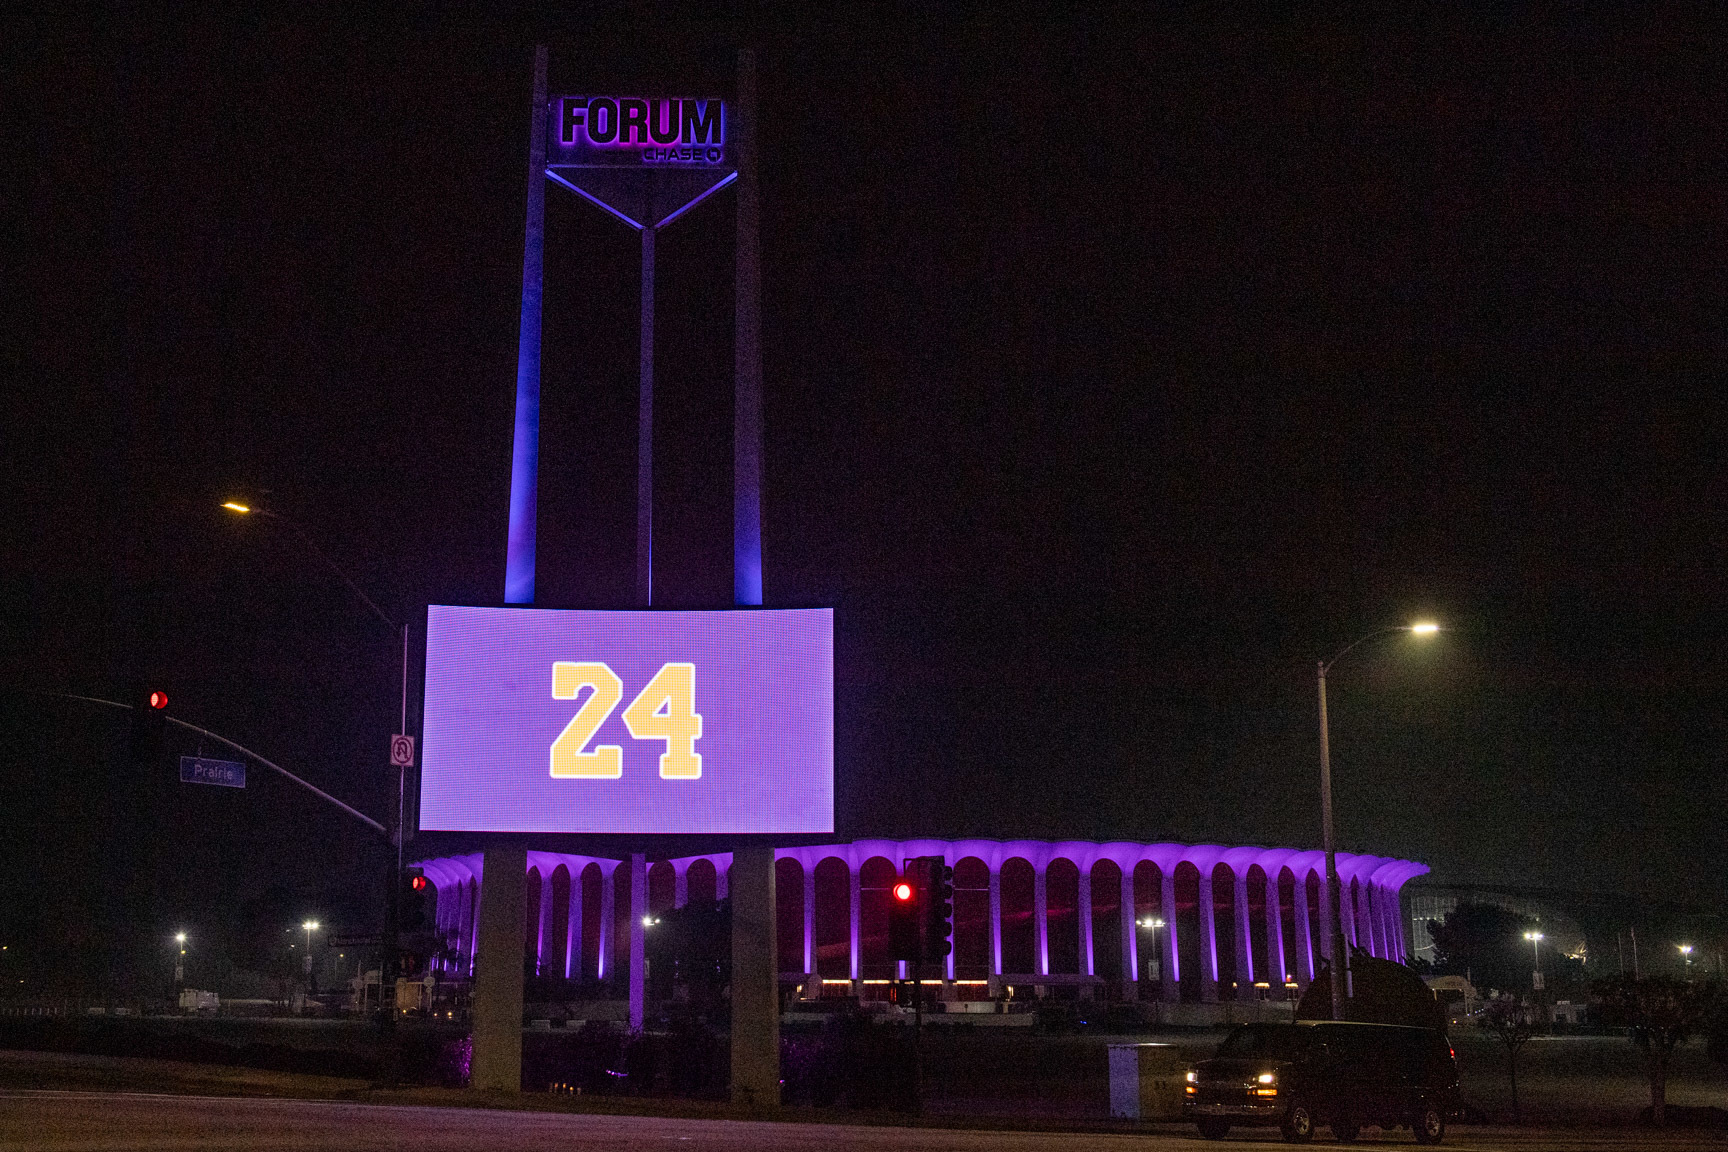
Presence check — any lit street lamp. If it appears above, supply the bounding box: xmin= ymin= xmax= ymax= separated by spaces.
xmin=1678 ymin=943 xmax=1694 ymax=973
xmin=302 ymin=920 xmax=321 ymax=979
xmin=1316 ymin=622 xmax=1440 ymax=1020
xmin=223 ymin=500 xmax=411 ymax=1022
xmin=1525 ymin=931 xmax=1544 ymax=991
xmin=1138 ymin=916 xmax=1166 ymax=982
xmin=173 ymin=932 xmax=188 ymax=986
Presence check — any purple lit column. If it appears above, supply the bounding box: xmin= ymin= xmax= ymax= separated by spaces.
xmin=848 ymin=864 xmax=861 ymax=987
xmin=1119 ymin=866 xmax=1137 ymax=995
xmin=989 ymin=866 xmax=1003 ymax=982
xmin=1160 ymin=870 xmax=1180 ymax=1002
xmin=597 ymin=865 xmax=615 ymax=980
xmin=565 ymin=875 xmax=581 ymax=980
xmin=1295 ymin=874 xmax=1316 ymax=984
xmin=1265 ymin=871 xmax=1287 ymax=986
xmin=536 ymin=871 xmax=553 ymax=975
xmin=1033 ymin=865 xmax=1049 ymax=977
xmin=1233 ymin=870 xmax=1255 ymax=988
xmin=803 ymin=865 xmax=816 ymax=977
xmin=1198 ymin=872 xmax=1220 ymax=1003
xmin=503 ymin=46 xmax=548 ymax=605
xmin=1078 ymin=865 xmax=1094 ymax=978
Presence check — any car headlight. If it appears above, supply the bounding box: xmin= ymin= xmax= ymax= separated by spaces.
xmin=1257 ymin=1072 xmax=1276 ymax=1084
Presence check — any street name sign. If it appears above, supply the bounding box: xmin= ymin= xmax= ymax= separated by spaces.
xmin=179 ymin=756 xmax=245 ymax=789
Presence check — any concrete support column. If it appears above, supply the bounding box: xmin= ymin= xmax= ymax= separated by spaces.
xmin=597 ymin=865 xmax=615 ymax=980
xmin=1233 ymin=870 xmax=1254 ymax=989
xmin=471 ymin=844 xmax=525 ymax=1093
xmin=1033 ymin=866 xmax=1049 ymax=976
xmin=1393 ymin=889 xmax=1410 ymax=963
xmin=730 ymin=844 xmax=779 ymax=1108
xmin=1265 ymin=871 xmax=1287 ymax=986
xmin=847 ymin=864 xmax=861 ymax=983
xmin=629 ymin=852 xmax=647 ymax=1031
xmin=1363 ymin=883 xmax=1382 ymax=958
xmin=565 ymin=870 xmax=582 ymax=979
xmin=1160 ymin=869 xmax=1180 ymax=1002
xmin=716 ymin=859 xmax=729 ymax=900
xmin=1119 ymin=866 xmax=1137 ymax=992
xmin=803 ymin=864 xmax=816 ymax=978
xmin=674 ymin=865 xmax=688 ymax=909
xmin=1198 ymin=870 xmax=1219 ymax=1003
xmin=989 ymin=867 xmax=1003 ymax=976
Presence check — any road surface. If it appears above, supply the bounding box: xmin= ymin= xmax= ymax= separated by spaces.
xmin=0 ymin=1092 xmax=1718 ymax=1151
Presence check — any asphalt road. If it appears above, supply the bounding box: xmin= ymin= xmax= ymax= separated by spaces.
xmin=1 ymin=1093 xmax=1720 ymax=1152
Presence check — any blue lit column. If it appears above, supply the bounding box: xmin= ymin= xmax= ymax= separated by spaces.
xmin=504 ymin=46 xmax=548 ymax=605
xmin=733 ymin=48 xmax=764 ymax=606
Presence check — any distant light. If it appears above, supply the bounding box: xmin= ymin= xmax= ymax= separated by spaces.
xmin=1411 ymin=622 xmax=1440 ymax=635
xmin=147 ymin=691 xmax=168 ymax=710
xmin=1525 ymin=931 xmax=1543 ymax=942
xmin=893 ymin=882 xmax=913 ymax=902
xmin=303 ymin=920 xmax=319 ymax=931
xmin=642 ymin=916 xmax=658 ymax=927
xmin=174 ymin=932 xmax=187 ymax=945
xmin=1679 ymin=944 xmax=1694 ymax=955
xmin=221 ymin=502 xmax=251 ymax=514
xmin=1257 ymin=1072 xmax=1276 ymax=1084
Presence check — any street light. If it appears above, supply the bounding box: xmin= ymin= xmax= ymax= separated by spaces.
xmin=1678 ymin=944 xmax=1694 ymax=973
xmin=1525 ymin=931 xmax=1544 ymax=991
xmin=223 ymin=500 xmax=411 ymax=1022
xmin=1316 ymin=621 xmax=1440 ymax=1020
xmin=302 ymin=920 xmax=321 ymax=978
xmin=173 ymin=932 xmax=188 ymax=986
xmin=1138 ymin=917 xmax=1166 ymax=982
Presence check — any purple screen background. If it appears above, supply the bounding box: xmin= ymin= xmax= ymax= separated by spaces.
xmin=419 ymin=605 xmax=833 ymax=834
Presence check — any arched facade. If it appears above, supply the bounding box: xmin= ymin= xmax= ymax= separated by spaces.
xmin=417 ymin=840 xmax=1426 ymax=1002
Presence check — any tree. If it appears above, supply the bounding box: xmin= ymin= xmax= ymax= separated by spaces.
xmin=1480 ymin=995 xmax=1538 ymax=1123
xmin=1594 ymin=975 xmax=1721 ymax=1126
xmin=1426 ymin=902 xmax=1538 ymax=994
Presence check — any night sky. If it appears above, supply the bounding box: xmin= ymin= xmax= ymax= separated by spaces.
xmin=3 ymin=7 xmax=1725 ymax=983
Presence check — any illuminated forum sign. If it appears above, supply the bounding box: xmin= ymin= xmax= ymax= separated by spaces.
xmin=550 ymin=95 xmax=727 ymax=167
xmin=419 ymin=605 xmax=832 ymax=834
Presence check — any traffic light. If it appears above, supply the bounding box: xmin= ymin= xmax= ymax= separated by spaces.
xmin=129 ymin=687 xmax=170 ymax=768
xmin=923 ymin=859 xmax=953 ymax=960
xmin=401 ymin=867 xmax=430 ymax=932
xmin=888 ymin=872 xmax=920 ymax=960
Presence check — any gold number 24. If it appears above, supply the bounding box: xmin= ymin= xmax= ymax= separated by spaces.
xmin=551 ymin=661 xmax=703 ymax=780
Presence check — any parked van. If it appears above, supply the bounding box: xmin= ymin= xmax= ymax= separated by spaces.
xmin=1183 ymin=1020 xmax=1462 ymax=1143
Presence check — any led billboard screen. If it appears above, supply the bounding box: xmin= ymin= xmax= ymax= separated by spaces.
xmin=419 ymin=605 xmax=832 ymax=834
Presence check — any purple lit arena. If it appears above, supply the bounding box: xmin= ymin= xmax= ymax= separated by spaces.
xmin=417 ymin=840 xmax=1424 ymax=1004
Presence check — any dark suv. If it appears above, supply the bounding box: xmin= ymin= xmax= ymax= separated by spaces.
xmin=1183 ymin=1021 xmax=1462 ymax=1143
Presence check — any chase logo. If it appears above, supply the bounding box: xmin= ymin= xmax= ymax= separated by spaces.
xmin=554 ymin=97 xmax=726 ymax=165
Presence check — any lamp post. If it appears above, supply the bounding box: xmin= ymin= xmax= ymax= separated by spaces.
xmin=1525 ymin=931 xmax=1544 ymax=992
xmin=173 ymin=932 xmax=187 ymax=987
xmin=303 ymin=920 xmax=321 ymax=980
xmin=1678 ymin=944 xmax=1694 ymax=974
xmin=1316 ymin=621 xmax=1439 ymax=1021
xmin=223 ymin=501 xmax=410 ymax=1027
xmin=1138 ymin=916 xmax=1166 ymax=981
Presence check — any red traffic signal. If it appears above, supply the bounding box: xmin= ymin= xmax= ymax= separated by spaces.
xmin=147 ymin=690 xmax=168 ymax=710
xmin=893 ymin=882 xmax=913 ymax=902
xmin=410 ymin=874 xmax=429 ymax=892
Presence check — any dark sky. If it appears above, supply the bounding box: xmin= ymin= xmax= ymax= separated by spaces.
xmin=3 ymin=6 xmax=1725 ymax=975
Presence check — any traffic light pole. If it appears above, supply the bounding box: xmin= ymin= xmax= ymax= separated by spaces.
xmin=911 ymin=953 xmax=923 ymax=1115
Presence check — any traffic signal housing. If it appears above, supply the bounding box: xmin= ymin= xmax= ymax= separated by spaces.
xmin=401 ymin=867 xmax=430 ymax=932
xmin=888 ymin=874 xmax=920 ymax=960
xmin=129 ymin=687 xmax=170 ymax=768
xmin=923 ymin=859 xmax=953 ymax=960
